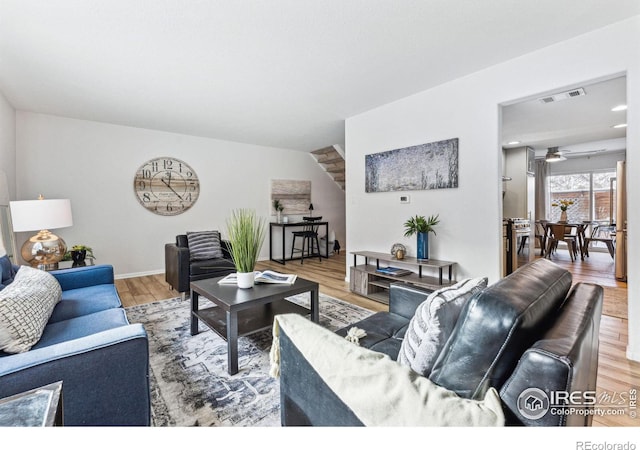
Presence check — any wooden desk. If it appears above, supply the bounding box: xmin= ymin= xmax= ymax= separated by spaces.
xmin=269 ymin=221 xmax=329 ymax=265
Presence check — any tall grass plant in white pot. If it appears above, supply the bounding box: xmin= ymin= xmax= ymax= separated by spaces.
xmin=226 ymin=209 xmax=266 ymax=288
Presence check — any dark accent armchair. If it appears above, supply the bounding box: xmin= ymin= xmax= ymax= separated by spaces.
xmin=165 ymin=234 xmax=236 ymax=296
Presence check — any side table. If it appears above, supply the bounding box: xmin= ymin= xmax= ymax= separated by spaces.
xmin=49 ymin=258 xmax=96 ymax=271
xmin=0 ymin=381 xmax=63 ymax=426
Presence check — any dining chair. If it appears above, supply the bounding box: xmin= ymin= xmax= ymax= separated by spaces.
xmin=545 ymin=223 xmax=579 ymax=261
xmin=584 ymin=224 xmax=616 ymax=258
xmin=517 ymin=234 xmax=529 ymax=255
xmin=534 ymin=220 xmax=548 ymax=256
xmin=290 ymin=216 xmax=322 ymax=264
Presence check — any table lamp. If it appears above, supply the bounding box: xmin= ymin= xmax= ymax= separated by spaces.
xmin=308 ymin=203 xmax=314 ymax=217
xmin=9 ymin=196 xmax=73 ymax=270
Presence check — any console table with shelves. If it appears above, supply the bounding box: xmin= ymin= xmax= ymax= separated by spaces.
xmin=350 ymin=251 xmax=457 ymax=304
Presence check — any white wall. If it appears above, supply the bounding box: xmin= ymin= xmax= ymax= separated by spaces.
xmin=0 ymin=91 xmax=16 ymax=199
xmin=15 ymin=112 xmax=345 ymax=277
xmin=345 ymin=17 xmax=640 ymax=360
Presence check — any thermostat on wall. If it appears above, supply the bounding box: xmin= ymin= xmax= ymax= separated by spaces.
xmin=400 ymin=195 xmax=410 ymax=204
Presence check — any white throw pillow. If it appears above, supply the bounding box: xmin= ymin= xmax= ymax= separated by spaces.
xmin=0 ymin=266 xmax=62 ymax=353
xmin=397 ymin=277 xmax=488 ymax=376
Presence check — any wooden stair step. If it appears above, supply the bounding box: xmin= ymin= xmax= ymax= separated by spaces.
xmin=316 ymin=154 xmax=343 ymax=164
xmin=311 ymin=146 xmax=336 ymax=156
xmin=324 ymin=162 xmax=345 ymax=172
xmin=310 ymin=145 xmax=345 ymax=191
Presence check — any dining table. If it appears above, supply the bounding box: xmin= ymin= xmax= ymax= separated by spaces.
xmin=541 ymin=221 xmax=589 ymax=261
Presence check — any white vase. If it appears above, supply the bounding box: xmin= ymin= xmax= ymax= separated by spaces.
xmin=237 ymin=271 xmax=255 ymax=289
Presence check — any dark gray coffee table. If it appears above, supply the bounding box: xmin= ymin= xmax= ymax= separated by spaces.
xmin=190 ymin=276 xmax=319 ymax=375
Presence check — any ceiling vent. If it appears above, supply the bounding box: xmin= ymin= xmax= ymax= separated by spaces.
xmin=538 ymin=87 xmax=586 ymax=104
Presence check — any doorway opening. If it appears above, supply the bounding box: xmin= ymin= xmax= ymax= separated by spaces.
xmin=500 ymin=74 xmax=627 ymax=317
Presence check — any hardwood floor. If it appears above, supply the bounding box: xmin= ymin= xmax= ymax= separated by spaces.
xmin=115 ymin=273 xmax=175 ymax=307
xmin=115 ymin=253 xmax=387 ymax=313
xmin=116 ymin=250 xmax=637 ymax=427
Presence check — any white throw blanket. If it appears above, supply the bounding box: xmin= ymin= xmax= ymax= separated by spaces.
xmin=270 ymin=313 xmax=505 ymax=427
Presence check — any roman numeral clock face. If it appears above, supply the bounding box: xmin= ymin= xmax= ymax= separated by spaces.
xmin=134 ymin=157 xmax=200 ymax=216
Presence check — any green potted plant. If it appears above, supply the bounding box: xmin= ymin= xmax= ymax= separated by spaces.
xmin=273 ymin=199 xmax=284 ymax=223
xmin=403 ymin=214 xmax=439 ymax=260
xmin=64 ymin=245 xmax=95 ymax=264
xmin=226 ymin=208 xmax=266 ymax=288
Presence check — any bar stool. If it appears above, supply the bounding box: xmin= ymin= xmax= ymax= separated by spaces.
xmin=290 ymin=217 xmax=322 ymax=264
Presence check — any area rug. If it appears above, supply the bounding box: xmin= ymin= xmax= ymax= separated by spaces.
xmin=125 ymin=293 xmax=373 ymax=427
xmin=601 ymin=286 xmax=628 ymax=320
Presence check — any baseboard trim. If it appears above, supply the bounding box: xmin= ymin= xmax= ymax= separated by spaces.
xmin=115 ymin=269 xmax=164 ymax=280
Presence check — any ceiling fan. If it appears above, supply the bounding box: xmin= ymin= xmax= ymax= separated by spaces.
xmin=545 ymin=147 xmax=607 ymax=162
xmin=545 ymin=147 xmax=566 ymax=162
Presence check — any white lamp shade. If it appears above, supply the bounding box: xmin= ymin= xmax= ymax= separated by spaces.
xmin=10 ymin=199 xmax=73 ymax=232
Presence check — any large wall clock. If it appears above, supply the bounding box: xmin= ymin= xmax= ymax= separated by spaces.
xmin=133 ymin=157 xmax=200 ymax=216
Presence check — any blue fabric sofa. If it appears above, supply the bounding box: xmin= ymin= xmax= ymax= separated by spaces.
xmin=0 ymin=261 xmax=151 ymax=426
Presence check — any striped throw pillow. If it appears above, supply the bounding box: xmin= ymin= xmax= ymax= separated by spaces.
xmin=397 ymin=277 xmax=488 ymax=377
xmin=187 ymin=231 xmax=223 ymax=261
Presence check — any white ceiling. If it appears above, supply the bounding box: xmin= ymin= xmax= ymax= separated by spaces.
xmin=0 ymin=1 xmax=638 ymax=152
xmin=502 ymin=76 xmax=628 ymax=158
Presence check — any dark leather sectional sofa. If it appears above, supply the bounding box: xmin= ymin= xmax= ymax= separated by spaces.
xmin=278 ymin=258 xmax=603 ymax=426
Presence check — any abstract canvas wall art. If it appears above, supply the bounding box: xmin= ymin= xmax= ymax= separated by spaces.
xmin=365 ymin=138 xmax=459 ymax=192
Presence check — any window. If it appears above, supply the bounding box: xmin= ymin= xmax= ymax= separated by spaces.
xmin=593 ymin=172 xmax=616 ymax=222
xmin=548 ymin=171 xmax=616 ymax=223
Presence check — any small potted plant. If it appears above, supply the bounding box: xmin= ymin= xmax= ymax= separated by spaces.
xmin=403 ymin=214 xmax=440 ymax=260
xmin=226 ymin=209 xmax=266 ymax=288
xmin=273 ymin=199 xmax=285 ymax=223
xmin=69 ymin=245 xmax=95 ymax=265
